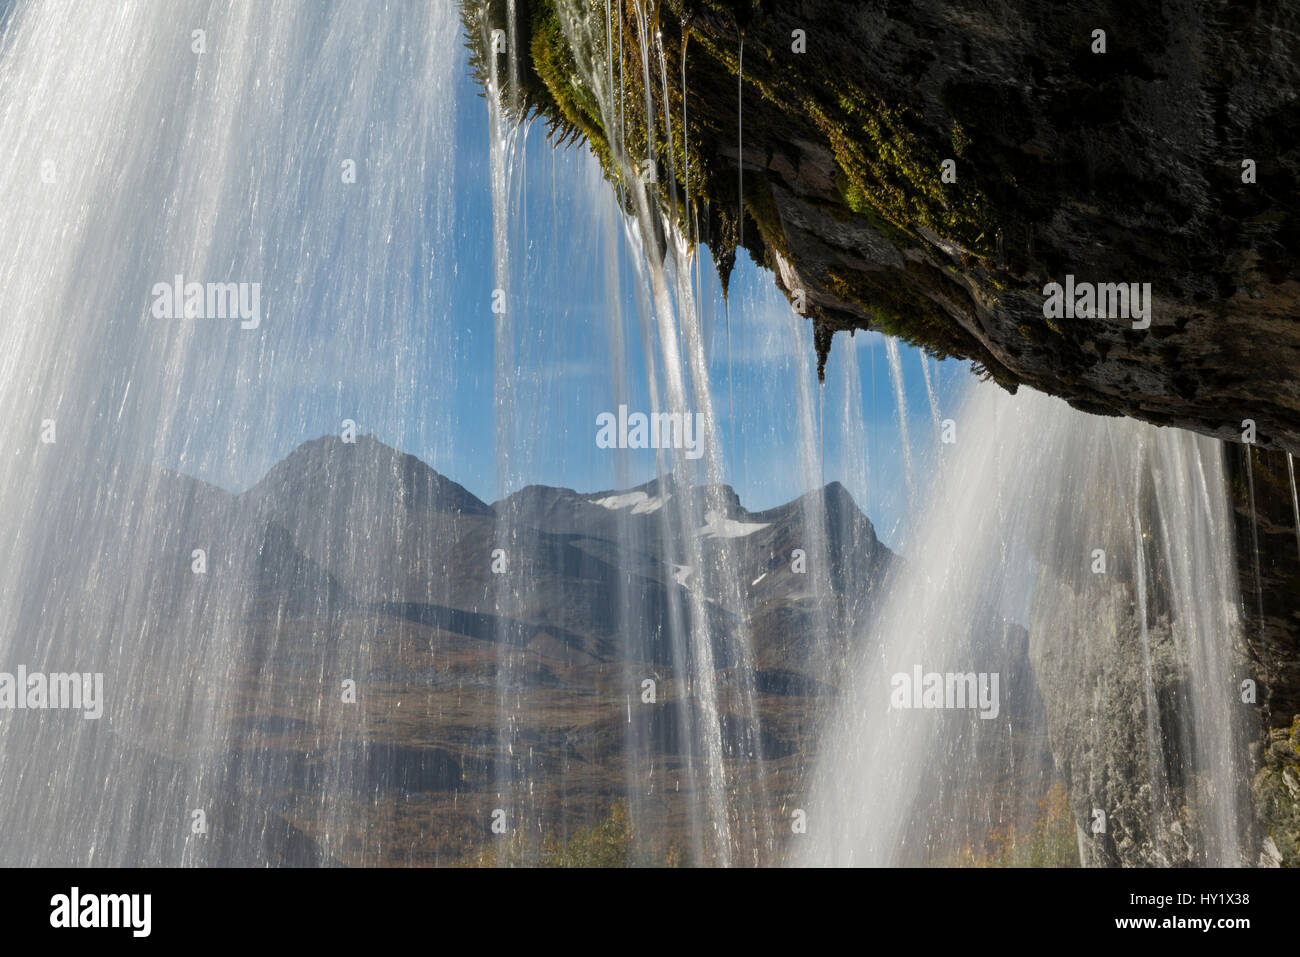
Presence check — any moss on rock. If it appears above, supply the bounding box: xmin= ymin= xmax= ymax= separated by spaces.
xmin=461 ymin=0 xmax=1003 ymax=370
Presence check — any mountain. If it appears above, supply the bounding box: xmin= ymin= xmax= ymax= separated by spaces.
xmin=2 ymin=434 xmax=1055 ymax=866
xmin=245 ymin=433 xmax=494 ymax=520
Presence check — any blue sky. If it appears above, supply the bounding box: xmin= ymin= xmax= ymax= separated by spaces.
xmin=150 ymin=43 xmax=972 ymax=553
xmin=411 ymin=64 xmax=973 ymax=548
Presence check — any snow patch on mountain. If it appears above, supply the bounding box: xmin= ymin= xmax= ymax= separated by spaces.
xmin=592 ymin=490 xmax=667 ymax=514
xmin=700 ymin=509 xmax=769 ymax=539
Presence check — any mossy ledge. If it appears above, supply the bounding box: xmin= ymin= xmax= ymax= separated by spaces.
xmin=463 ymin=0 xmax=1300 ymax=454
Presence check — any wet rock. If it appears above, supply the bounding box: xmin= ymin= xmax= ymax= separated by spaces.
xmin=472 ymin=0 xmax=1300 ymax=450
xmin=1254 ymin=717 xmax=1300 ymax=866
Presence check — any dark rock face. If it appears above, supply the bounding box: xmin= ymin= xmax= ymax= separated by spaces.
xmin=1255 ymin=718 xmax=1300 ymax=866
xmin=1226 ymin=444 xmax=1300 ymax=864
xmin=1025 ymin=440 xmax=1300 ymax=867
xmin=472 ymin=0 xmax=1300 ymax=450
xmin=1227 ymin=446 xmax=1300 ymax=728
xmin=1030 ymin=585 xmax=1213 ymax=867
xmin=798 ymin=0 xmax=1300 ymax=452
xmin=754 ymin=0 xmax=1300 ymax=450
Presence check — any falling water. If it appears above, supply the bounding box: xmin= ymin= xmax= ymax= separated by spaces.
xmin=0 ymin=0 xmax=1262 ymax=871
xmin=1244 ymin=448 xmax=1266 ymax=645
xmin=919 ymin=353 xmax=942 ymax=447
xmin=1124 ymin=439 xmax=1169 ymax=853
xmin=549 ymin=0 xmax=812 ymax=865
xmin=0 ymin=0 xmax=462 ymax=864
xmin=832 ymin=336 xmax=871 ymax=517
xmin=481 ymin=0 xmax=529 ymax=853
xmin=1288 ymin=454 xmax=1300 ymax=560
xmin=800 ymin=383 xmax=1249 ymax=866
xmin=884 ymin=337 xmax=915 ymax=511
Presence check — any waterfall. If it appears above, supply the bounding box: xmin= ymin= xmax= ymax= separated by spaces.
xmin=482 ymin=0 xmax=521 ymax=849
xmin=799 ymin=383 xmax=1249 ymax=866
xmin=0 ymin=0 xmax=462 ymax=864
xmin=884 ymin=337 xmax=915 ymax=511
xmin=920 ymin=353 xmax=942 ymax=448
xmin=0 ymin=0 xmax=1262 ymax=871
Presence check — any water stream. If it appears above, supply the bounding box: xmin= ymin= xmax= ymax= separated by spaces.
xmin=0 ymin=0 xmax=1257 ymax=868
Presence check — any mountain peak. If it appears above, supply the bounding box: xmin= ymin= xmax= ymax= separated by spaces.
xmin=243 ymin=434 xmax=492 ymax=516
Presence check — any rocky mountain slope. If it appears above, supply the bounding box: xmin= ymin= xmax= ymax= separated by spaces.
xmin=0 ymin=434 xmax=1058 ymax=865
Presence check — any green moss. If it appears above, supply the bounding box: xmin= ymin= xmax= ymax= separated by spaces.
xmin=540 ymin=799 xmax=636 ymax=867
xmin=743 ymin=172 xmax=788 ymax=259
xmin=461 ymin=0 xmax=1007 ymax=378
xmin=459 ymin=799 xmax=680 ymax=867
xmin=529 ymin=6 xmax=610 ymax=155
xmin=951 ymin=123 xmax=972 ymax=158
xmin=463 ymin=1 xmax=577 ymax=139
xmin=825 ymin=263 xmax=1015 ymax=388
xmin=835 ymin=171 xmax=915 ymax=251
xmin=466 ymin=0 xmax=996 ymax=256
xmin=690 ymin=17 xmax=995 ymax=258
xmin=820 ymin=89 xmax=990 ymax=255
xmin=949 ymin=783 xmax=1079 ymax=867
